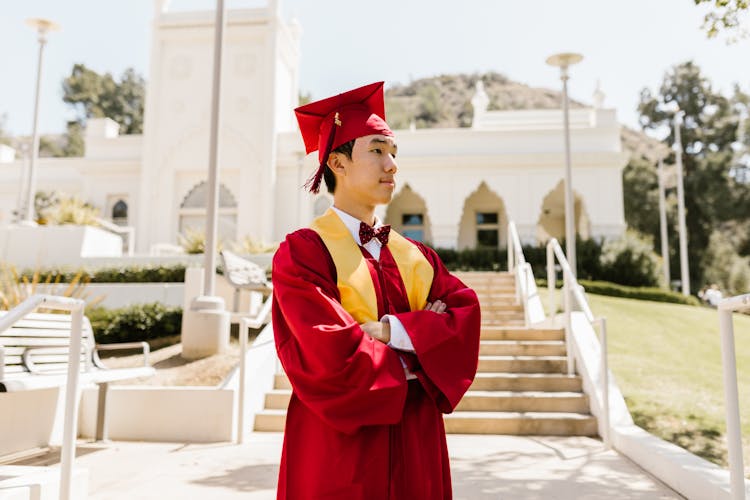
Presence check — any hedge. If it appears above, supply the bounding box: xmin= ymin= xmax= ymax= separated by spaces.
xmin=20 ymin=264 xmax=187 ymax=284
xmin=88 ymin=303 xmax=182 ymax=344
xmin=536 ymin=279 xmax=701 ymax=306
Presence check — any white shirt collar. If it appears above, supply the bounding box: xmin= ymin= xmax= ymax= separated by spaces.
xmin=330 ymin=206 xmax=385 ymax=247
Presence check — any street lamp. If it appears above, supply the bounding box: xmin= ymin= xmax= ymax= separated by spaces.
xmin=673 ymin=110 xmax=690 ymax=295
xmin=546 ymin=52 xmax=583 ymax=275
xmin=21 ymin=18 xmax=60 ymax=226
xmin=657 ymin=157 xmax=671 ymax=288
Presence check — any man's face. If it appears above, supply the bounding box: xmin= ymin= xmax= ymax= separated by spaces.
xmin=334 ymin=134 xmax=399 ymax=207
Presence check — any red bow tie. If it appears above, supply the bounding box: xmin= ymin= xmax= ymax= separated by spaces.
xmin=359 ymin=222 xmax=391 ymax=245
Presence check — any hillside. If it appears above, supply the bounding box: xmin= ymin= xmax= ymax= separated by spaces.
xmin=383 ymin=72 xmax=664 ymax=162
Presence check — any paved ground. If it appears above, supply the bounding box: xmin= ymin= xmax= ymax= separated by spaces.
xmin=63 ymin=433 xmax=683 ymax=499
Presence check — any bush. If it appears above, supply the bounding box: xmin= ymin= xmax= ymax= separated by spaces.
xmin=598 ymin=231 xmax=662 ymax=287
xmin=701 ymin=230 xmax=750 ymax=296
xmin=88 ymin=303 xmax=182 ymax=344
xmin=19 ymin=264 xmax=187 ymax=284
xmin=537 ymin=278 xmax=700 ymax=306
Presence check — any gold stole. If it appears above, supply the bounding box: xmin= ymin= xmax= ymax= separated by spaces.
xmin=310 ymin=208 xmax=434 ymax=323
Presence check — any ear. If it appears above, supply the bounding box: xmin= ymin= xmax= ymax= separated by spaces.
xmin=327 ymin=152 xmax=346 ymax=176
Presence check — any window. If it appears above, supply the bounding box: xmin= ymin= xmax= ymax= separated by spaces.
xmin=476 ymin=211 xmax=499 ymax=248
xmin=112 ymin=200 xmax=128 ymax=225
xmin=402 ymin=213 xmax=425 ymax=241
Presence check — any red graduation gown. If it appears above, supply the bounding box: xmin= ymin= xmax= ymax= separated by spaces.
xmin=272 ymin=228 xmax=481 ymax=500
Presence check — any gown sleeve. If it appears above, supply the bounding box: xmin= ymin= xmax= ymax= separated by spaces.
xmin=271 ymin=229 xmax=408 ymax=435
xmin=391 ymin=242 xmax=481 ymax=413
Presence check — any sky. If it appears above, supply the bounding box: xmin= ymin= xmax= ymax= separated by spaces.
xmin=1 ymin=0 xmax=749 ymax=137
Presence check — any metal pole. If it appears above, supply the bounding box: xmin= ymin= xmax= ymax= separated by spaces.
xmin=59 ymin=305 xmax=84 ymax=500
xmin=238 ymin=318 xmax=248 ymax=443
xmin=22 ymin=31 xmax=47 ymax=226
xmin=657 ymin=158 xmax=671 ymax=288
xmin=561 ymin=66 xmax=576 ymax=277
xmin=547 ymin=241 xmax=556 ymax=318
xmin=203 ymin=0 xmax=227 ymax=296
xmin=563 ymin=270 xmax=574 ymax=375
xmin=507 ymin=225 xmax=514 ymax=273
xmin=674 ymin=112 xmax=690 ymax=295
xmin=600 ymin=317 xmax=611 ymax=448
xmin=718 ymin=309 xmax=746 ymax=500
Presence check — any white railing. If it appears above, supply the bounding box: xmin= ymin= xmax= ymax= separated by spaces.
xmin=546 ymin=237 xmax=611 ymax=447
xmin=718 ymin=293 xmax=750 ymax=500
xmin=507 ymin=222 xmax=533 ymax=327
xmin=95 ymin=217 xmax=135 ymax=256
xmin=0 ymin=294 xmax=85 ymax=500
xmin=236 ymin=289 xmax=274 ymax=444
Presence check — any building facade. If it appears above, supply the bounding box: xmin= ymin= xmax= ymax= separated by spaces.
xmin=0 ymin=1 xmax=628 ymax=255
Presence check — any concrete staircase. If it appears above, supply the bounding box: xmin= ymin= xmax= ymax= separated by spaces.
xmin=255 ymin=271 xmax=597 ymax=436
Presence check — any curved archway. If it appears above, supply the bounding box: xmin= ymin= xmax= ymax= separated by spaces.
xmin=178 ymin=181 xmax=238 ymax=242
xmin=536 ymin=180 xmax=591 ymax=243
xmin=457 ymin=182 xmax=507 ymax=250
xmin=112 ymin=199 xmax=128 ymax=225
xmin=384 ymin=184 xmax=432 ymax=243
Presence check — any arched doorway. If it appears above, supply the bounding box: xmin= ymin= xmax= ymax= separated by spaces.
xmin=536 ymin=180 xmax=591 ymax=243
xmin=384 ymin=184 xmax=432 ymax=243
xmin=179 ymin=181 xmax=238 ymax=242
xmin=457 ymin=182 xmax=507 ymax=250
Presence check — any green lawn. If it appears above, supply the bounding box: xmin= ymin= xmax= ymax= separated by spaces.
xmin=586 ymin=294 xmax=750 ymax=473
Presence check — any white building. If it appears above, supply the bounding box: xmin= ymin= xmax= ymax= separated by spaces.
xmin=0 ymin=1 xmax=628 ymax=258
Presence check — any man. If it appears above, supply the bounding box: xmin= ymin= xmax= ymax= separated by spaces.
xmin=272 ymin=81 xmax=481 ymax=500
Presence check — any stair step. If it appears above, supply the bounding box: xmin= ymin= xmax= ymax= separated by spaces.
xmin=479 ymin=300 xmax=523 ymax=314
xmin=443 ymin=411 xmax=597 ymax=436
xmin=479 ymin=340 xmax=566 ymax=357
xmin=254 ymin=409 xmax=287 ymax=432
xmin=456 ymin=391 xmax=588 ymax=412
xmin=470 ymin=373 xmax=582 ymax=392
xmin=478 ymin=356 xmax=567 ymax=373
xmin=482 ymin=319 xmax=526 ymax=327
xmin=265 ymin=389 xmax=292 ymax=410
xmin=274 ymin=373 xmax=291 ymax=390
xmin=481 ymin=327 xmax=564 ymax=341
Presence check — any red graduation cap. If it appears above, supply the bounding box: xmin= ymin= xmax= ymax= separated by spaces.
xmin=294 ymin=81 xmax=394 ymax=193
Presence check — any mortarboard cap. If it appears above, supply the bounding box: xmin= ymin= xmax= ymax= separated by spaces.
xmin=294 ymin=81 xmax=394 ymax=193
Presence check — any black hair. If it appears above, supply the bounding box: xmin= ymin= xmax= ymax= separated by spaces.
xmin=323 ymin=139 xmax=355 ymax=194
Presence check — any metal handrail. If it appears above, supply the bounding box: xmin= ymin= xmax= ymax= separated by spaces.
xmin=236 ymin=293 xmax=275 ymax=444
xmin=0 ymin=294 xmax=85 ymax=500
xmin=507 ymin=222 xmax=532 ymax=326
xmin=546 ymin=237 xmax=610 ymax=447
xmin=717 ymin=293 xmax=750 ymax=500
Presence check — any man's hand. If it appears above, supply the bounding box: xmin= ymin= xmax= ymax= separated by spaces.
xmin=361 ymin=320 xmax=390 ymax=344
xmin=424 ymin=299 xmax=447 ymax=314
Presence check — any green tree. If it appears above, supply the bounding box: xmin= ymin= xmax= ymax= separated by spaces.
xmin=638 ymin=61 xmax=749 ymax=290
xmin=694 ymin=0 xmax=749 ymax=39
xmin=62 ymin=63 xmax=145 ymax=134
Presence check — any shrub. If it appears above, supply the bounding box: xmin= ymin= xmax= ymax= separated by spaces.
xmin=598 ymin=231 xmax=662 ymax=287
xmin=88 ymin=303 xmax=182 ymax=344
xmin=0 ymin=263 xmax=102 ymax=310
xmin=537 ymin=278 xmax=700 ymax=306
xmin=18 ymin=264 xmax=187 ymax=284
xmin=701 ymin=230 xmax=750 ymax=296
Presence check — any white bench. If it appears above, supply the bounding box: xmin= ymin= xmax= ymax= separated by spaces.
xmin=0 ymin=311 xmax=155 ymax=441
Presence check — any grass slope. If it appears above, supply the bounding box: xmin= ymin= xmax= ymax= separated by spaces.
xmin=586 ymin=294 xmax=750 ymax=475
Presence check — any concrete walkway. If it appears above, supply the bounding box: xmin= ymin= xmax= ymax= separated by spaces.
xmin=62 ymin=433 xmax=684 ymax=499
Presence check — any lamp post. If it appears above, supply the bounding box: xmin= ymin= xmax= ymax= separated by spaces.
xmin=674 ymin=110 xmax=690 ymax=295
xmin=657 ymin=157 xmax=671 ymax=288
xmin=546 ymin=52 xmax=583 ymax=275
xmin=21 ymin=18 xmax=60 ymax=226
xmin=182 ymin=0 xmax=231 ymax=360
